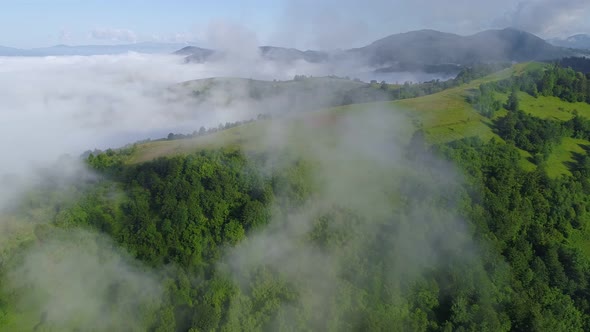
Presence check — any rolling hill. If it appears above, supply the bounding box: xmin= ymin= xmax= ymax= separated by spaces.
xmin=128 ymin=70 xmax=505 ymax=162
xmin=131 ymin=62 xmax=590 ymax=179
xmin=169 ymin=76 xmax=370 ymax=115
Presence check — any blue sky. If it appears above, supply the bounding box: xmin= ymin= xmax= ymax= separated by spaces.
xmin=1 ymin=0 xmax=281 ymax=47
xmin=2 ymin=0 xmax=590 ymax=49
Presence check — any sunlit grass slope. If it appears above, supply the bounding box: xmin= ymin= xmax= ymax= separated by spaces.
xmin=130 ymin=62 xmax=590 ymax=178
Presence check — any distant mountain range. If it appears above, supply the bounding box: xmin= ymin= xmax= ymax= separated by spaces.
xmin=177 ymin=28 xmax=583 ymax=73
xmin=1 ymin=28 xmax=585 ymax=73
xmin=549 ymin=34 xmax=590 ymax=50
xmin=0 ymin=42 xmax=192 ymax=56
xmin=0 ymin=45 xmax=24 ymax=56
xmin=350 ymin=28 xmax=575 ymax=67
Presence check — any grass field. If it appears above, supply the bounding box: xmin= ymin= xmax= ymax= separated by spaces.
xmin=489 ymin=91 xmax=590 ymax=121
xmin=544 ymin=138 xmax=590 ymax=178
xmin=395 ymin=88 xmax=497 ymax=143
xmin=129 ymin=66 xmax=513 ymax=162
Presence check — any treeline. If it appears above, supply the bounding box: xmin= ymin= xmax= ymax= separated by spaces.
xmin=493 ymin=99 xmax=590 ymax=164
xmin=500 ymin=63 xmax=590 ymax=103
xmin=464 ymin=63 xmax=590 ymax=144
xmin=467 ymin=83 xmax=503 ymax=117
xmin=494 ymin=107 xmax=564 ymax=160
xmin=167 ymin=115 xmax=273 ymax=141
xmin=499 ymin=110 xmax=590 ymax=152
xmin=533 ymin=65 xmax=589 ymax=102
xmin=477 ymin=77 xmax=590 ymax=163
xmin=338 ymin=63 xmax=512 ymax=105
xmin=549 ymin=57 xmax=590 ymax=75
xmin=165 ymin=118 xmax=258 ymax=141
xmin=391 ymin=63 xmax=512 ymax=98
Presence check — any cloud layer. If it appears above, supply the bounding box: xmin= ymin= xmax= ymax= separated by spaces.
xmin=0 ymin=54 xmax=303 ymax=177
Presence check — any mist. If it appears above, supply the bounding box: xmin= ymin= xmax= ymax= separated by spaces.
xmin=4 ymin=229 xmax=162 ymax=331
xmin=0 ymin=53 xmax=445 ymax=177
xmin=213 ymin=107 xmax=497 ymax=329
xmin=0 ymin=47 xmax=458 ymax=329
xmin=0 ymin=9 xmax=522 ymax=330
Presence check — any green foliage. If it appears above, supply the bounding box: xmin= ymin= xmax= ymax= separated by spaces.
xmin=553 ymin=57 xmax=590 ymax=74
xmin=467 ymin=83 xmax=503 ymax=117
xmin=86 ymin=146 xmax=135 ymax=173
xmin=498 ymin=64 xmax=590 ymax=104
xmin=505 ymin=89 xmax=520 ymax=112
xmin=494 ymin=109 xmax=564 ymax=158
xmin=564 ymin=113 xmax=590 ymax=140
xmin=438 ymin=137 xmax=590 ymax=331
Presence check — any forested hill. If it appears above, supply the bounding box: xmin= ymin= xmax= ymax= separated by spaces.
xmin=4 ymin=62 xmax=590 ymax=331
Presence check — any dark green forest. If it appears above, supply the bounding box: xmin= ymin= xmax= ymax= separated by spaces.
xmin=3 ymin=128 xmax=590 ymax=331
xmin=550 ymin=57 xmax=590 ymax=75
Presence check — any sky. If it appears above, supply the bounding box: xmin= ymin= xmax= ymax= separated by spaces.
xmin=1 ymin=0 xmax=590 ymax=49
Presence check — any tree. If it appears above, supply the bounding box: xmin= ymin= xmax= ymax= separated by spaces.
xmin=506 ymin=89 xmax=520 ymax=112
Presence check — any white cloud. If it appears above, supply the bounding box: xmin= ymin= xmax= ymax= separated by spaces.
xmin=205 ymin=20 xmax=260 ymax=57
xmin=495 ymin=0 xmax=590 ymax=37
xmin=0 ymin=54 xmax=315 ymax=178
xmin=149 ymin=32 xmax=196 ymax=44
xmin=58 ymin=28 xmax=72 ymax=44
xmin=0 ymin=53 xmax=443 ymax=182
xmin=91 ymin=28 xmax=137 ymax=43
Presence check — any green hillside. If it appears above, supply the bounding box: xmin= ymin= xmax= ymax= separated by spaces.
xmin=5 ymin=62 xmax=590 ymax=331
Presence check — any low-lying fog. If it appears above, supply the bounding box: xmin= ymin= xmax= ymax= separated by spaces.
xmin=0 ymin=53 xmax=450 ymax=177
